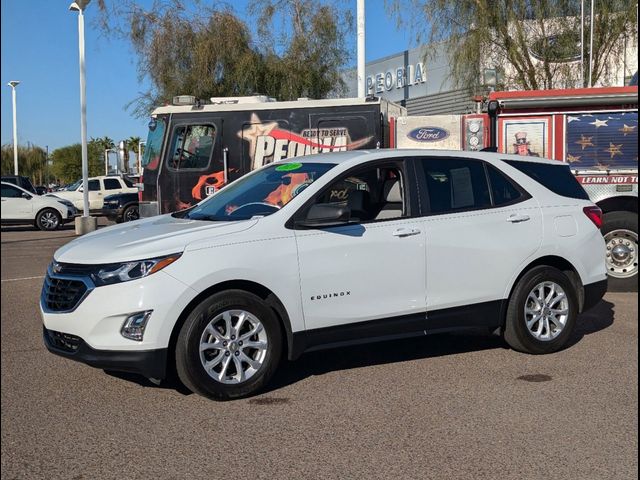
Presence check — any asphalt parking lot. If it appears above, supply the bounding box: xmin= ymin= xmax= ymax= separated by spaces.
xmin=1 ymin=223 xmax=638 ymax=480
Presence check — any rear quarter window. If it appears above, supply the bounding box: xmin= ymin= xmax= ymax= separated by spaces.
xmin=504 ymin=160 xmax=590 ymax=201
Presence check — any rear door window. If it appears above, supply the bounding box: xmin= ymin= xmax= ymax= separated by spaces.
xmin=88 ymin=180 xmax=100 ymax=191
xmin=504 ymin=160 xmax=590 ymax=200
xmin=104 ymin=178 xmax=122 ymax=190
xmin=486 ymin=164 xmax=528 ymax=206
xmin=417 ymin=158 xmax=492 ymax=214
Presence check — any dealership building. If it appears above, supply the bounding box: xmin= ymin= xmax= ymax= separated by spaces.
xmin=342 ymin=45 xmax=478 ymax=115
xmin=342 ymin=40 xmax=638 ymax=114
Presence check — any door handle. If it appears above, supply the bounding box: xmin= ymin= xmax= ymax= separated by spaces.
xmin=392 ymin=227 xmax=421 ymax=237
xmin=507 ymin=214 xmax=530 ymax=223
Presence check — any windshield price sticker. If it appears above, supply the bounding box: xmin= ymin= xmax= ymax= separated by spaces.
xmin=275 ymin=162 xmax=303 ymax=172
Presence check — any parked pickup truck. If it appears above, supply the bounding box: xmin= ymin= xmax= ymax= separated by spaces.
xmin=49 ymin=176 xmax=137 ymax=214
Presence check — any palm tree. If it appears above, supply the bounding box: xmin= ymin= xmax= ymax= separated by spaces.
xmin=126 ymin=136 xmax=142 ymax=173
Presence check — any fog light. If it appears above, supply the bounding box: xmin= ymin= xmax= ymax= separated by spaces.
xmin=121 ymin=310 xmax=153 ymax=341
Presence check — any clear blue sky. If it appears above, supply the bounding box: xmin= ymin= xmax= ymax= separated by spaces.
xmin=0 ymin=1 xmax=414 ymax=151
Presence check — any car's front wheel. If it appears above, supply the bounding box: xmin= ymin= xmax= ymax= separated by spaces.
xmin=122 ymin=205 xmax=139 ymax=222
xmin=504 ymin=266 xmax=578 ymax=354
xmin=175 ymin=290 xmax=282 ymax=400
xmin=35 ymin=208 xmax=61 ymax=231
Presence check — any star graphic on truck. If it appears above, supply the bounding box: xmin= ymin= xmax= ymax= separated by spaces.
xmin=589 ymin=118 xmax=608 ymax=129
xmin=619 ymin=124 xmax=637 ymax=136
xmin=603 ymin=142 xmax=623 ymax=159
xmin=238 ymin=113 xmax=279 ymax=159
xmin=566 ymin=153 xmax=581 ymax=163
xmin=575 ymin=135 xmax=595 ymax=150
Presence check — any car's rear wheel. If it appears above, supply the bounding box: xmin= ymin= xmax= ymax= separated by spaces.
xmin=175 ymin=290 xmax=282 ymax=400
xmin=504 ymin=266 xmax=578 ymax=354
xmin=122 ymin=205 xmax=139 ymax=222
xmin=602 ymin=211 xmax=638 ymax=292
xmin=35 ymin=208 xmax=61 ymax=231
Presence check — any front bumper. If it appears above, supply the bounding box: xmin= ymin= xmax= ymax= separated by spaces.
xmin=43 ymin=327 xmax=168 ymax=379
xmin=100 ymin=206 xmax=123 ymax=220
xmin=40 ymin=268 xmax=195 ymax=352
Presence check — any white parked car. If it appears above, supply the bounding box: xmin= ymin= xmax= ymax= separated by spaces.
xmin=49 ymin=176 xmax=137 ymax=213
xmin=1 ymin=182 xmax=77 ymax=231
xmin=41 ymin=150 xmax=607 ymax=400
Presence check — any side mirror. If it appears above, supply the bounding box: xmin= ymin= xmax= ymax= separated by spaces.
xmin=21 ymin=192 xmax=32 ymax=200
xmin=295 ymin=204 xmax=351 ymax=228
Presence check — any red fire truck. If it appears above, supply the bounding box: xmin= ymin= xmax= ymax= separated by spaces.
xmin=393 ymin=86 xmax=638 ymax=291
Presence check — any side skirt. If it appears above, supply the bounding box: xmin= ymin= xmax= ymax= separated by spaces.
xmin=290 ymin=300 xmax=505 ymax=359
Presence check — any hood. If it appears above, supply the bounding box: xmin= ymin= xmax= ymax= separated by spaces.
xmin=54 ymin=214 xmax=259 ymax=264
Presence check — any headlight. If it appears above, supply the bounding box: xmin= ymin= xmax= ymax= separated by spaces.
xmin=57 ymin=199 xmax=75 ymax=209
xmin=91 ymin=253 xmax=182 ymax=286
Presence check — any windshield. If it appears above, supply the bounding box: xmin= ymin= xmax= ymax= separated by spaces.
xmin=177 ymin=162 xmax=336 ymax=221
xmin=142 ymin=116 xmax=167 ymax=171
xmin=65 ymin=180 xmax=82 ymax=191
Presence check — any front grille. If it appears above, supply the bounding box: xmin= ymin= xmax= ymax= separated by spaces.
xmin=51 ymin=262 xmax=95 ymax=276
xmin=46 ymin=329 xmax=81 ymax=352
xmin=42 ymin=274 xmax=88 ymax=312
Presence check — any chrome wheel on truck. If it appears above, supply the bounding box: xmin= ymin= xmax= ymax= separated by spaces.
xmin=601 ymin=212 xmax=638 ymax=292
xmin=604 ymin=229 xmax=638 ymax=279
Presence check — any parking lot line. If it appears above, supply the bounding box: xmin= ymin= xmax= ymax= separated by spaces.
xmin=1 ymin=275 xmax=44 ymax=283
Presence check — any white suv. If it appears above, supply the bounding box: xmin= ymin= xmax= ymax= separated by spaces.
xmin=1 ymin=182 xmax=77 ymax=230
xmin=41 ymin=150 xmax=607 ymax=400
xmin=49 ymin=176 xmax=137 ymax=212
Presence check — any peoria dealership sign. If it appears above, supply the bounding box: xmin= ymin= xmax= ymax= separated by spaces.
xmin=366 ymin=62 xmax=426 ymax=94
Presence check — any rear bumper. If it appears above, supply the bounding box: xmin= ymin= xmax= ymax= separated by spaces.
xmin=583 ymin=279 xmax=608 ymax=312
xmin=43 ymin=327 xmax=167 ymax=379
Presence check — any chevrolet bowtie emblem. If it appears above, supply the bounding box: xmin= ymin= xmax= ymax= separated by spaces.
xmin=52 ymin=262 xmax=62 ymax=274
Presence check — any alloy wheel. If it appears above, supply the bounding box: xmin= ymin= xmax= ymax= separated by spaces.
xmin=199 ymin=310 xmax=268 ymax=384
xmin=524 ymin=281 xmax=569 ymax=341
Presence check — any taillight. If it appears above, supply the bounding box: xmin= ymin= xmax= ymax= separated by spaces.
xmin=583 ymin=206 xmax=603 ymax=229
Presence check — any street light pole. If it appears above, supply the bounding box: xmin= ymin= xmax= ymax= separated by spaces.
xmin=69 ymin=0 xmax=97 ymax=234
xmin=8 ymin=81 xmax=20 ymax=175
xmin=356 ymin=0 xmax=366 ymax=98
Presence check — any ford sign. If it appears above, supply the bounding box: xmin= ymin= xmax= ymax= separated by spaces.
xmin=407 ymin=127 xmax=450 ymax=142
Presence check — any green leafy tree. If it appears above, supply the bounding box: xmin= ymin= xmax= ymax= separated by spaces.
xmin=249 ymin=0 xmax=352 ymax=100
xmin=96 ymin=0 xmax=351 ymax=115
xmin=50 ymin=141 xmax=105 ymax=184
xmin=1 ymin=144 xmax=48 ymax=185
xmin=97 ymin=1 xmax=264 ymax=116
xmin=387 ymin=0 xmax=638 ymax=90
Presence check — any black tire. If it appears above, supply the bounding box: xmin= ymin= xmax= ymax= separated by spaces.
xmin=175 ymin=290 xmax=282 ymax=400
xmin=504 ymin=266 xmax=579 ymax=354
xmin=35 ymin=208 xmax=61 ymax=231
xmin=122 ymin=204 xmax=139 ymax=222
xmin=601 ymin=211 xmax=638 ymax=292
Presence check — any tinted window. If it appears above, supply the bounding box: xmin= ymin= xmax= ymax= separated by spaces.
xmin=168 ymin=124 xmax=215 ymax=170
xmin=104 ymin=178 xmax=122 ymax=190
xmin=418 ymin=158 xmax=491 ymax=214
xmin=486 ymin=165 xmax=525 ymax=206
xmin=504 ymin=160 xmax=590 ymax=200
xmin=88 ymin=180 xmax=100 ymax=191
xmin=1 ymin=185 xmax=22 ymax=198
